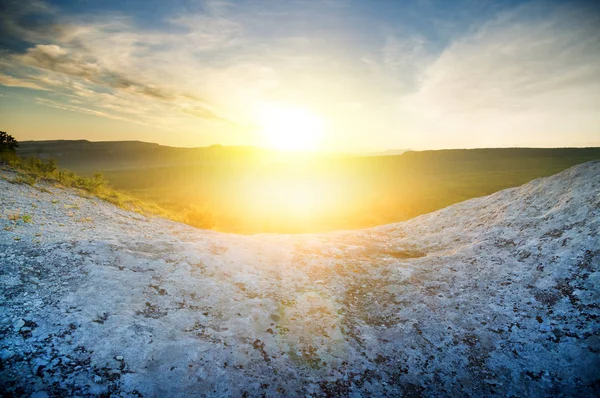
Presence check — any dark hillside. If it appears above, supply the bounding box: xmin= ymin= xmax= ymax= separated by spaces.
xmin=17 ymin=140 xmax=272 ymax=172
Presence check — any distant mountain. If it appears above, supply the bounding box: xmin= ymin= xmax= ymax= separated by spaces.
xmin=18 ymin=141 xmax=600 ymax=172
xmin=16 ymin=140 xmax=273 ymax=172
xmin=358 ymin=148 xmax=411 ymax=156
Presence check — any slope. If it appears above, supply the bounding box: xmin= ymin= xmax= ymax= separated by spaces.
xmin=0 ymin=161 xmax=598 ymax=396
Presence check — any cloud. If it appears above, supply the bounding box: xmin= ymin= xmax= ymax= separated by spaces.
xmin=14 ymin=44 xmax=187 ymax=102
xmin=0 ymin=0 xmax=598 ymax=149
xmin=361 ymin=32 xmax=433 ymax=95
xmin=416 ymin=4 xmax=599 ymax=110
xmin=0 ymin=74 xmax=48 ymax=90
xmin=168 ymin=14 xmax=243 ymax=52
xmin=34 ymin=97 xmax=142 ymax=124
xmin=397 ymin=2 xmax=600 ymax=147
xmin=17 ymin=44 xmax=102 ymax=79
xmin=0 ymin=0 xmax=356 ymax=140
xmin=0 ymin=3 xmax=244 ymax=132
xmin=0 ymin=0 xmax=58 ymax=44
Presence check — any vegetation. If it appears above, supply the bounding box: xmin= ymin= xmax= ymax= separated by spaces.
xmin=98 ymin=147 xmax=600 ymax=233
xmin=183 ymin=205 xmax=216 ymax=230
xmin=12 ymin=140 xmax=600 ymax=233
xmin=2 ymin=135 xmax=215 ymax=229
xmin=0 ymin=132 xmax=19 ymax=165
xmin=0 ymin=131 xmax=18 ymax=153
xmin=7 ymin=210 xmax=21 ymax=222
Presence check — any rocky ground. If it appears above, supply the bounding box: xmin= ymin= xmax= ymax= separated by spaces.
xmin=0 ymin=161 xmax=599 ymax=397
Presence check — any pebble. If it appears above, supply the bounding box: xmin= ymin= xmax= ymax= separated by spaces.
xmin=0 ymin=350 xmax=15 ymax=361
xmin=115 ymin=355 xmax=124 ymax=361
xmin=13 ymin=319 xmax=25 ymax=331
xmin=94 ymin=375 xmax=102 ymax=383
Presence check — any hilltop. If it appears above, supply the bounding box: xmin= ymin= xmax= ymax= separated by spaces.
xmin=16 ymin=140 xmax=272 ymax=173
xmin=16 ymin=140 xmax=600 ymax=173
xmin=0 ymin=161 xmax=599 ymax=396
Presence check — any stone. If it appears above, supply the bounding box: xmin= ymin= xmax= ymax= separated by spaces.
xmin=12 ymin=319 xmax=25 ymax=331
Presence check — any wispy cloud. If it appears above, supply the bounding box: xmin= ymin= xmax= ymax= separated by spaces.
xmin=0 ymin=73 xmax=48 ymax=91
xmin=0 ymin=0 xmax=598 ymax=149
xmin=0 ymin=0 xmax=58 ymax=43
xmin=414 ymin=5 xmax=600 ymax=111
xmin=0 ymin=1 xmax=247 ymax=134
xmin=34 ymin=97 xmax=143 ymax=125
xmin=395 ymin=2 xmax=600 ymax=148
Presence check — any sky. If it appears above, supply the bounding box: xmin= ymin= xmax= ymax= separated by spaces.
xmin=0 ymin=0 xmax=599 ymax=151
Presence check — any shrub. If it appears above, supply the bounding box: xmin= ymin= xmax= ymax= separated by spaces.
xmin=79 ymin=172 xmax=106 ymax=193
xmin=2 ymin=147 xmax=216 ymax=230
xmin=183 ymin=206 xmax=216 ymax=229
xmin=56 ymin=170 xmax=77 ymax=186
xmin=0 ymin=131 xmax=18 ymax=154
xmin=10 ymin=175 xmax=36 ymax=186
xmin=28 ymin=157 xmax=56 ymax=174
xmin=0 ymin=151 xmax=19 ymax=165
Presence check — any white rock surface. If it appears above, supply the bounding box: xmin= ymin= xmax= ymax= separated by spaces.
xmin=0 ymin=161 xmax=599 ymax=397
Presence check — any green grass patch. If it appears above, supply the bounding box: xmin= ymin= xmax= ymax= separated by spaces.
xmin=1 ymin=153 xmax=213 ymax=229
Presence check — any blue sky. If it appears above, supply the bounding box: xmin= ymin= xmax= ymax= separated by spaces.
xmin=0 ymin=0 xmax=599 ymax=150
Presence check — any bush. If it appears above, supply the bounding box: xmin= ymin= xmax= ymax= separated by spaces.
xmin=183 ymin=206 xmax=216 ymax=229
xmin=2 ymin=146 xmax=216 ymax=230
xmin=23 ymin=157 xmax=57 ymax=174
xmin=0 ymin=131 xmax=18 ymax=154
xmin=56 ymin=170 xmax=77 ymax=186
xmin=9 ymin=175 xmax=36 ymax=186
xmin=0 ymin=151 xmax=19 ymax=165
xmin=4 ymin=153 xmax=107 ymax=194
xmin=81 ymin=172 xmax=107 ymax=193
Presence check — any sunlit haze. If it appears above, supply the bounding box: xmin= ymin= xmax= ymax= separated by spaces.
xmin=0 ymin=0 xmax=599 ymax=151
xmin=2 ymin=3 xmax=600 ymax=395
xmin=258 ymin=104 xmax=324 ymax=151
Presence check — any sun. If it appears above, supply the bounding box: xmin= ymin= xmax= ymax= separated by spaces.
xmin=258 ymin=105 xmax=324 ymax=151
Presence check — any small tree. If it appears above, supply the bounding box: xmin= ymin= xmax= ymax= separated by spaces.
xmin=0 ymin=131 xmax=18 ymax=153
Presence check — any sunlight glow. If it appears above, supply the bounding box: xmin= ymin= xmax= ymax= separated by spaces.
xmin=258 ymin=105 xmax=324 ymax=151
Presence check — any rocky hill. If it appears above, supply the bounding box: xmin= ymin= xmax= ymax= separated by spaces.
xmin=0 ymin=161 xmax=599 ymax=397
